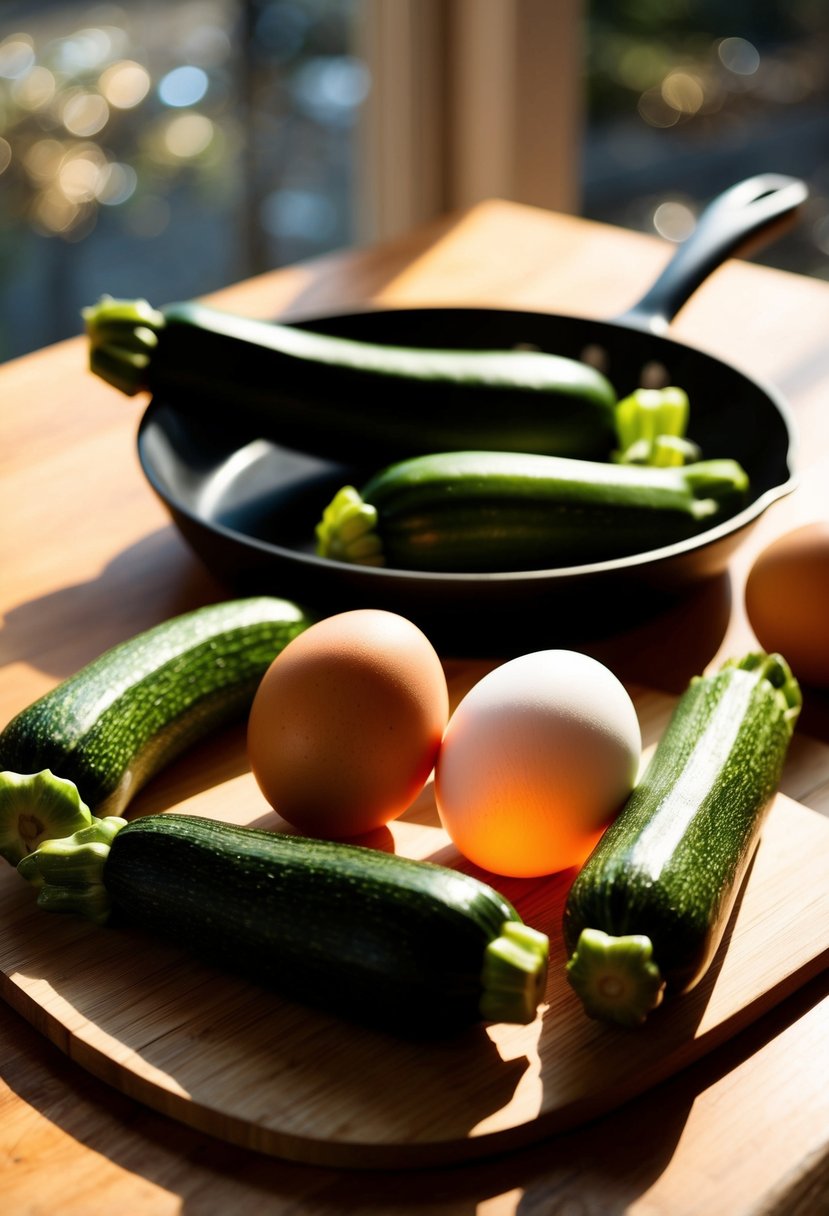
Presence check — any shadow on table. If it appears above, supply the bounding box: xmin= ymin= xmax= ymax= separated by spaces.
xmin=583 ymin=567 xmax=734 ymax=694
xmin=2 ymin=972 xmax=826 ymax=1215
xmin=0 ymin=528 xmax=225 ymax=678
xmin=0 ymin=519 xmax=734 ymax=690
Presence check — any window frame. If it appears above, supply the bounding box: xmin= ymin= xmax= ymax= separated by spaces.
xmin=354 ymin=0 xmax=584 ymax=243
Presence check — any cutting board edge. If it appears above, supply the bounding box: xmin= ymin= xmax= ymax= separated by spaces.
xmin=2 ymin=940 xmax=826 ymax=1172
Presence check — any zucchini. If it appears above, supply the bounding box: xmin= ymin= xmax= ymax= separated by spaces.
xmin=0 ymin=597 xmax=312 ymax=864
xmin=83 ymin=296 xmax=619 ymax=462
xmin=563 ymin=653 xmax=801 ymax=1027
xmin=14 ymin=811 xmax=549 ymax=1035
xmin=315 ymin=450 xmax=750 ymax=573
xmin=612 ymin=386 xmax=701 ymax=467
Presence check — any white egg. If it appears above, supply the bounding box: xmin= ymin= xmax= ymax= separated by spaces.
xmin=435 ymin=650 xmax=641 ymax=877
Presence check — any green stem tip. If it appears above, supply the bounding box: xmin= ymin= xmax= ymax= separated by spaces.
xmin=726 ymin=651 xmax=802 ymax=733
xmin=82 ymin=295 xmax=165 ymax=395
xmin=0 ymin=770 xmax=93 ymax=866
xmin=315 ymin=485 xmax=385 ymax=566
xmin=613 ymin=386 xmax=700 ymax=467
xmin=479 ymin=921 xmax=549 ymax=1024
xmin=16 ymin=815 xmax=127 ymax=926
xmin=565 ymin=928 xmax=666 ymax=1028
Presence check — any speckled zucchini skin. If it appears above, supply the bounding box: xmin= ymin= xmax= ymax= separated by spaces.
xmin=562 ymin=656 xmax=799 ymax=994
xmin=0 ymin=597 xmax=311 ymax=816
xmin=104 ymin=813 xmax=522 ymax=1033
xmin=336 ymin=450 xmax=749 ymax=572
xmin=85 ymin=297 xmax=620 ymax=462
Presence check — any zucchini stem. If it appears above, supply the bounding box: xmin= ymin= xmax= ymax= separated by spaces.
xmin=16 ymin=815 xmax=127 ymax=925
xmin=0 ymin=770 xmax=94 ymax=866
xmin=565 ymin=928 xmax=666 ymax=1027
xmin=315 ymin=485 xmax=385 ymax=566
xmin=613 ymin=386 xmax=700 ymax=467
xmin=727 ymin=651 xmax=802 ymax=731
xmin=479 ymin=921 xmax=549 ymax=1024
xmin=82 ymin=296 xmax=165 ymax=395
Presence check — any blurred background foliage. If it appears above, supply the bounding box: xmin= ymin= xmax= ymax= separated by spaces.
xmin=0 ymin=0 xmax=827 ymax=360
xmin=583 ymin=0 xmax=829 ymax=266
xmin=0 ymin=0 xmax=362 ymax=359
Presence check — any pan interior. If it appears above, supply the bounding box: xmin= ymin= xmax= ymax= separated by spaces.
xmin=137 ymin=305 xmax=796 ymax=618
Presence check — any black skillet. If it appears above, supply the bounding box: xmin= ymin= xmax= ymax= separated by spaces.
xmin=138 ymin=175 xmax=806 ymax=651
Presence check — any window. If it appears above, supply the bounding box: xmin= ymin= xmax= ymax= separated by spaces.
xmin=0 ymin=0 xmax=365 ymax=359
xmin=582 ymin=1 xmax=829 ymax=280
xmin=358 ymin=0 xmax=829 ymax=280
xmin=1 ymin=1 xmax=826 ymax=362
xmin=355 ymin=0 xmax=582 ymax=239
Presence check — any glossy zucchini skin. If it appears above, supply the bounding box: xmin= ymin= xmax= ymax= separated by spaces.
xmin=316 ymin=450 xmax=750 ymax=573
xmin=84 ymin=297 xmax=619 ymax=462
xmin=0 ymin=597 xmax=311 ymax=818
xmin=563 ymin=653 xmax=801 ymax=1026
xmin=98 ymin=814 xmax=547 ymax=1034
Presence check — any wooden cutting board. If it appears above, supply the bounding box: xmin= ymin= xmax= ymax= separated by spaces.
xmin=1 ymin=685 xmax=827 ymax=1171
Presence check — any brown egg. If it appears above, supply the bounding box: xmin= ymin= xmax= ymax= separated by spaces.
xmin=745 ymin=521 xmax=829 ymax=689
xmin=247 ymin=609 xmax=449 ymax=838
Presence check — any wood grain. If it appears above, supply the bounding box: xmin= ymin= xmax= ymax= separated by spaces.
xmin=3 ymin=198 xmax=829 ymax=1209
xmin=1 ymin=714 xmax=826 ymax=1168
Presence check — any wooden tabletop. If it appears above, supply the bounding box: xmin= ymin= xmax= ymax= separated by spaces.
xmin=1 ymin=200 xmax=828 ymax=1214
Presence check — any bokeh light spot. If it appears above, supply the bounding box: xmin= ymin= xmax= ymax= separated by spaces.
xmin=292 ymin=56 xmax=370 ymax=125
xmin=99 ymin=60 xmax=151 ymax=109
xmin=163 ymin=112 xmax=214 ymax=158
xmin=661 ymin=71 xmax=705 ymax=115
xmin=637 ymin=87 xmax=681 ymax=128
xmin=61 ymin=90 xmax=110 ymax=137
xmin=59 ymin=152 xmax=106 ymax=203
xmin=158 ymin=65 xmax=209 ymax=108
xmin=718 ymin=37 xmax=761 ymax=76
xmin=53 ymin=26 xmax=115 ymax=74
xmin=0 ymin=36 xmax=35 ymax=80
xmin=24 ymin=138 xmax=66 ymax=182
xmin=260 ymin=187 xmax=338 ymax=240
xmin=11 ymin=65 xmax=56 ymax=110
xmin=31 ymin=187 xmax=81 ymax=234
xmin=96 ymin=161 xmax=138 ymax=205
xmin=653 ymin=200 xmax=696 ymax=242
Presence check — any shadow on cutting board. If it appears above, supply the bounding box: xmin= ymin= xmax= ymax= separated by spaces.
xmin=0 ymin=856 xmax=530 ymax=1157
xmin=1 ymin=959 xmax=825 ymax=1213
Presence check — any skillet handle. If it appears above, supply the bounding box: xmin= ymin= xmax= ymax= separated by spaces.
xmin=616 ymin=174 xmax=808 ymax=335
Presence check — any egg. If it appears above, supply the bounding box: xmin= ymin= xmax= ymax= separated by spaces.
xmin=745 ymin=521 xmax=829 ymax=689
xmin=247 ymin=609 xmax=449 ymax=838
xmin=434 ymin=650 xmax=641 ymax=878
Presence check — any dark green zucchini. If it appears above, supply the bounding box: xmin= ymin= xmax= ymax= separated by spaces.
xmin=0 ymin=597 xmax=311 ymax=864
xmin=315 ymin=450 xmax=750 ymax=573
xmin=14 ymin=812 xmax=549 ymax=1035
xmin=83 ymin=296 xmax=619 ymax=462
xmin=563 ymin=653 xmax=801 ymax=1027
